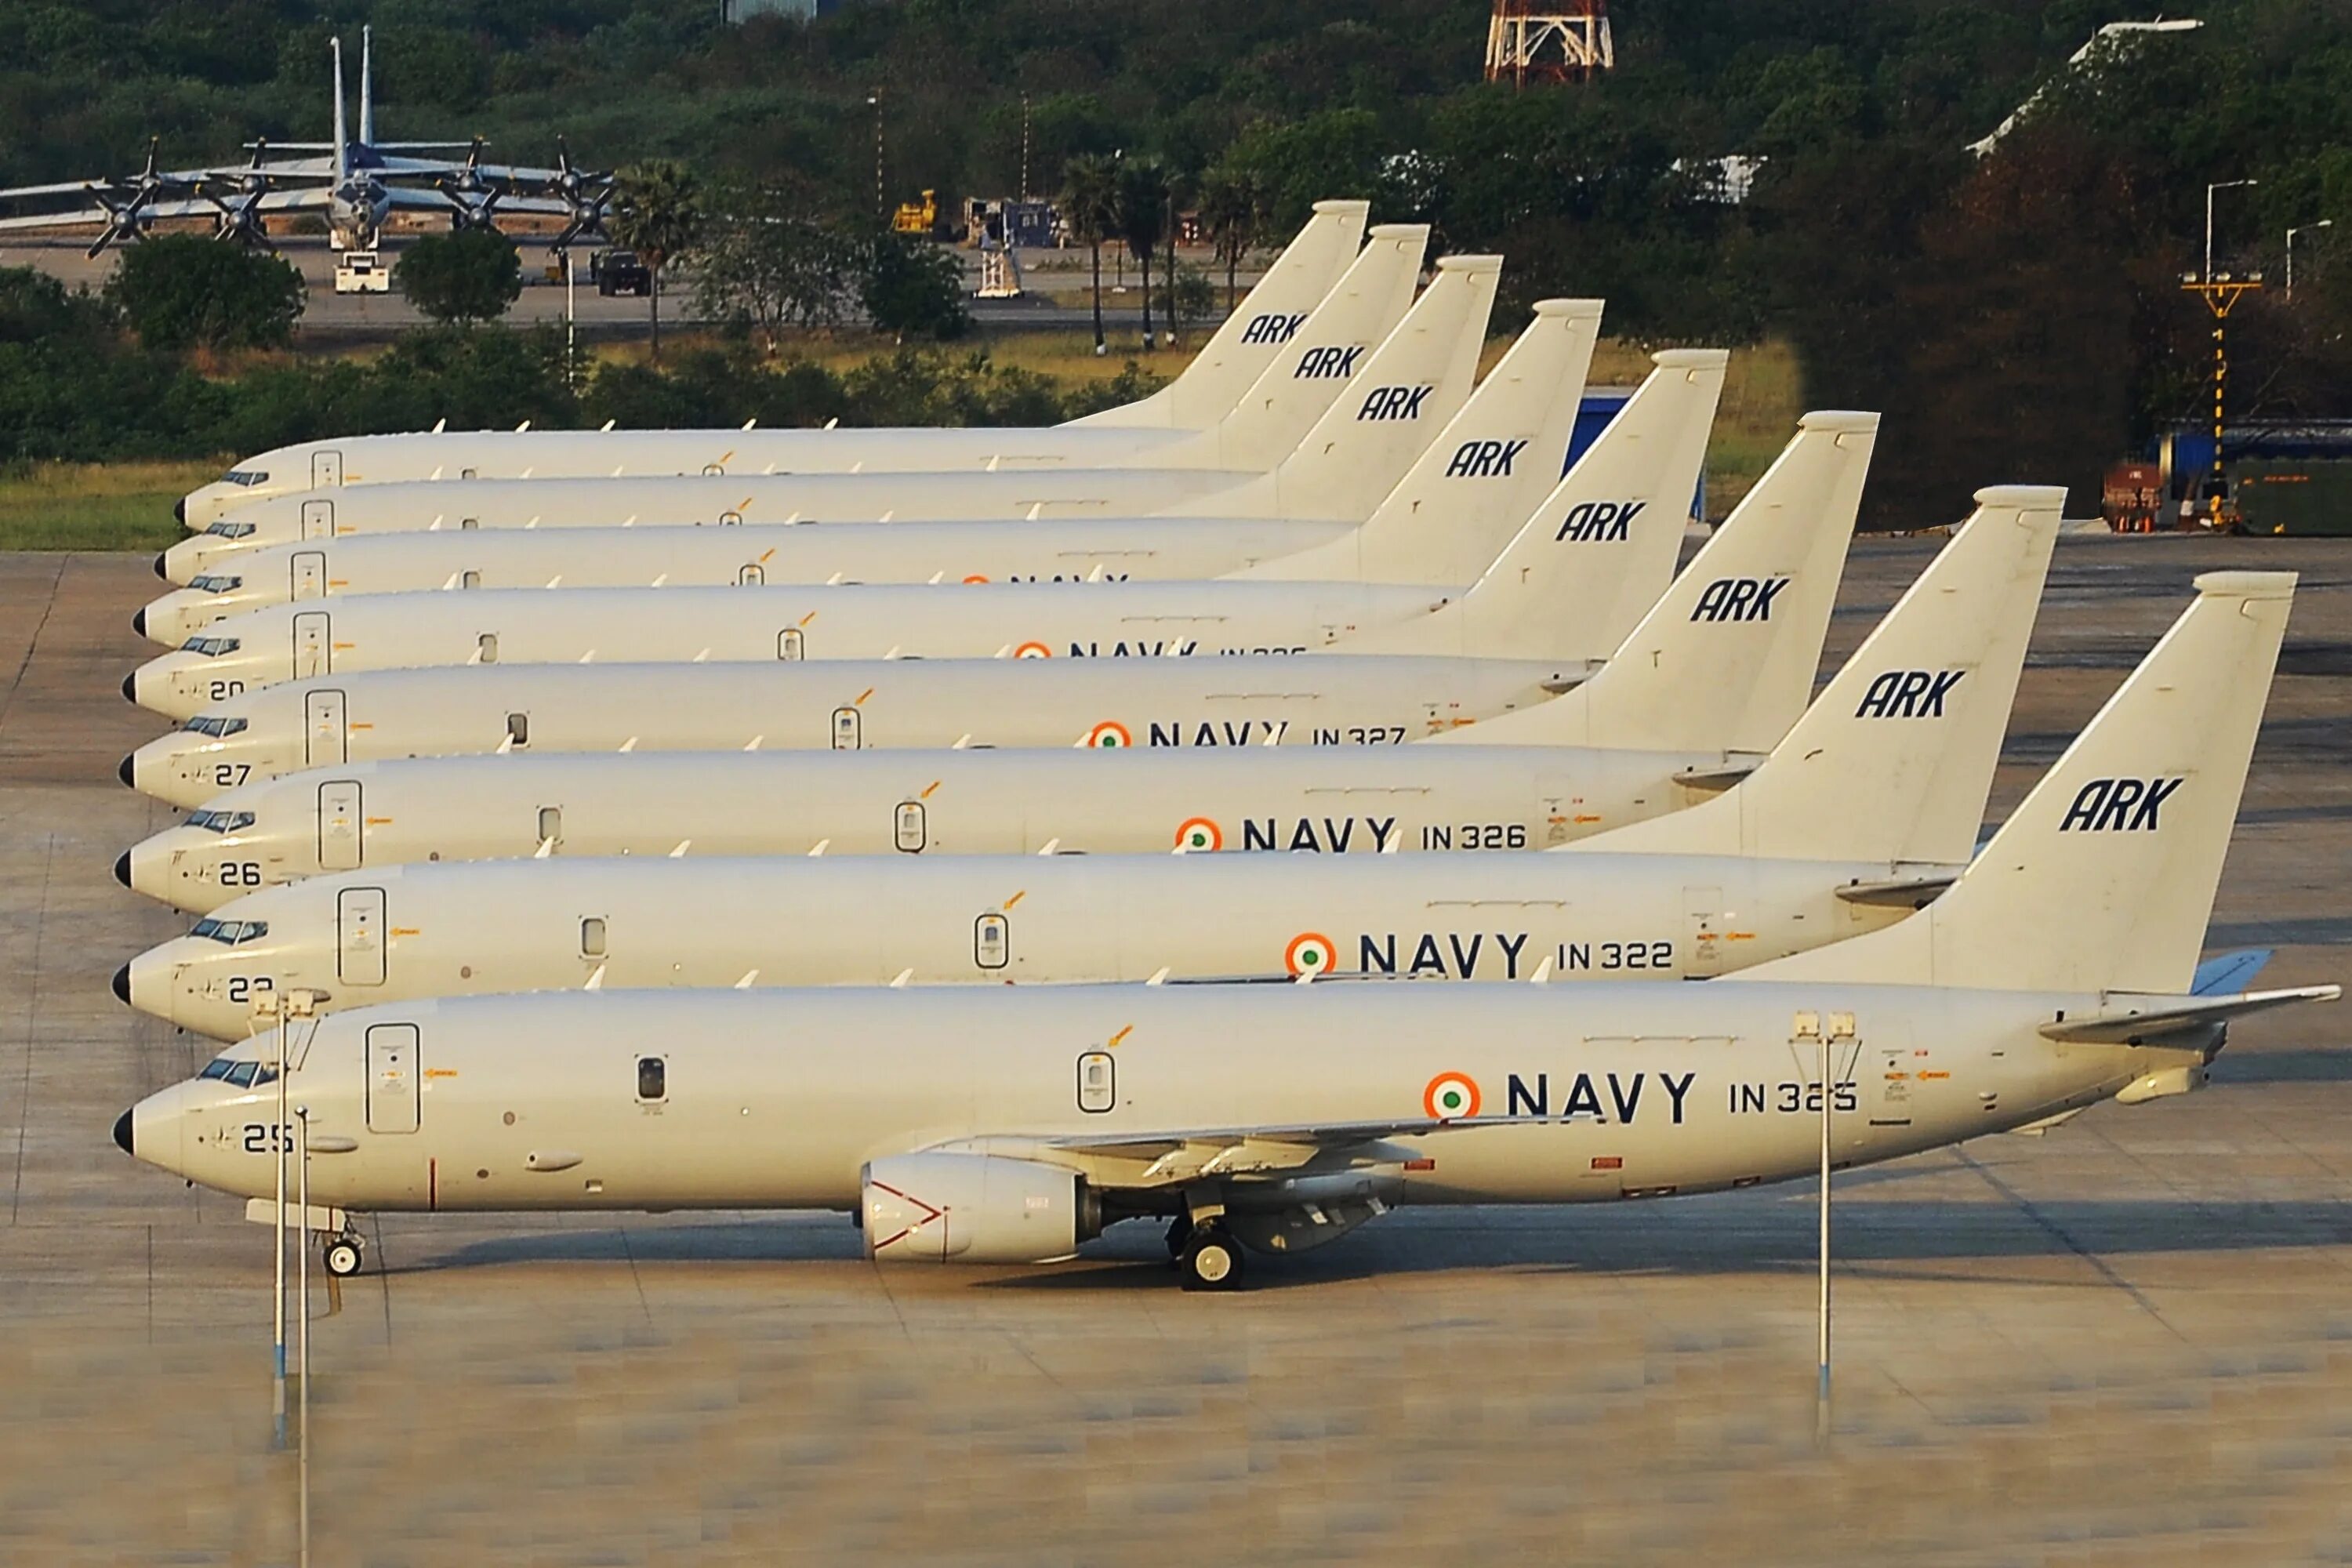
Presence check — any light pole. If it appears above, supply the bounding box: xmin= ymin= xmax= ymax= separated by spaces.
xmin=867 ymin=91 xmax=884 ymax=223
xmin=2206 ymin=178 xmax=2257 ymax=283
xmin=2288 ymin=220 xmax=2332 ymax=302
xmin=2186 ymin=180 xmax=2265 ymax=522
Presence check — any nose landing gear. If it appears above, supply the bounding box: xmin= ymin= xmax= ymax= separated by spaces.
xmin=321 ymin=1231 xmax=366 ymax=1278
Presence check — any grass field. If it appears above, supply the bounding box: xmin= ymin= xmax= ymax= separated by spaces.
xmin=0 ymin=333 xmax=1804 ymax=550
xmin=0 ymin=459 xmax=220 ymax=554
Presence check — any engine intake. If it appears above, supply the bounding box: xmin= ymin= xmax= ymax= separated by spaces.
xmin=862 ymin=1152 xmax=1101 ymax=1265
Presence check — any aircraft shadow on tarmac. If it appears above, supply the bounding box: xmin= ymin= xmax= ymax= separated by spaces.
xmin=399 ymin=1185 xmax=2352 ymax=1294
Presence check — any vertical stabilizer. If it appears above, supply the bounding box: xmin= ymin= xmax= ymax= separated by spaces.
xmin=1067 ymin=200 xmax=1370 ymax=430
xmin=1240 ymin=297 xmax=1602 ymax=582
xmin=1163 ymin=224 xmax=1428 ymax=473
xmin=359 ymin=24 xmax=376 ymax=147
xmin=1446 ymin=410 xmax=1875 ymax=752
xmin=1201 ymin=252 xmax=1500 ymax=527
xmin=1575 ymin=487 xmax=2060 ymax=864
xmin=331 ymin=36 xmax=349 ymax=182
xmin=1339 ymin=349 xmax=1724 ymax=662
xmin=1748 ymin=571 xmax=2295 ymax=993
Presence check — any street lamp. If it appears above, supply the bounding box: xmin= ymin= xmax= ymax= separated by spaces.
xmin=867 ymin=92 xmax=884 ymax=222
xmin=2288 ymin=220 xmax=2333 ymax=302
xmin=2206 ymin=179 xmax=2258 ymax=281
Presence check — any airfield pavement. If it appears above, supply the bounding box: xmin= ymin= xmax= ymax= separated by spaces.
xmin=1 ymin=535 xmax=2349 ymax=1565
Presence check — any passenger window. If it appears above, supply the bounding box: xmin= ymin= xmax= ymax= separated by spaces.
xmin=506 ymin=713 xmax=529 ymax=748
xmin=778 ymin=629 xmax=804 ymax=660
xmin=894 ymin=800 xmax=926 ymax=854
xmin=975 ymin=913 xmax=1009 ymax=970
xmin=831 ymin=706 xmax=860 ymax=750
xmin=1076 ymin=1051 xmax=1114 ymax=1113
xmin=538 ymin=807 xmax=561 ymax=846
xmin=637 ymin=1056 xmax=666 ymax=1102
xmin=581 ymin=917 xmax=608 ymax=958
xmin=477 ymin=633 xmax=499 ymax=664
xmin=459 ymin=571 xmax=481 ymax=590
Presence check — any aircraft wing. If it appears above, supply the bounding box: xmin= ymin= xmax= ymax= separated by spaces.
xmin=0 ymin=179 xmax=118 ymax=201
xmin=0 ymin=188 xmax=338 ymax=233
xmin=380 ymin=186 xmax=575 ymax=218
xmin=2038 ymin=985 xmax=2340 ymax=1045
xmin=940 ymin=1116 xmax=1527 ymax=1189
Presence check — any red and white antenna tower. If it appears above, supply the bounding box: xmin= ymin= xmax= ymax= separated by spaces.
xmin=1484 ymin=0 xmax=1614 ymax=86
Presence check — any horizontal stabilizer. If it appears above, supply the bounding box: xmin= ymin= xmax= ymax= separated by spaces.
xmin=1832 ymin=873 xmax=1958 ymax=908
xmin=2038 ymin=986 xmax=2339 ymax=1045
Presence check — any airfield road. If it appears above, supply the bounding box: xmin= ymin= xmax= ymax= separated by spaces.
xmin=3 ymin=537 xmax=2350 ymax=1563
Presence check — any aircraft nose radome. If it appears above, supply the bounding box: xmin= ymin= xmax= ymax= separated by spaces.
xmin=131 ymin=607 xmax=147 ymax=639
xmin=120 ymin=673 xmax=137 ymax=705
xmin=153 ymin=552 xmax=169 ymax=580
xmin=113 ymin=851 xmax=131 ymax=889
xmin=111 ymin=964 xmax=131 ymax=1006
xmin=112 ymin=1109 xmax=133 ymax=1157
xmin=118 ymin=753 xmax=136 ymax=789
xmin=172 ymin=497 xmax=186 ymax=525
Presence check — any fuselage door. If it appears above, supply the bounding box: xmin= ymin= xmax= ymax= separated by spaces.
xmin=778 ymin=628 xmax=804 ymax=660
xmin=831 ymin=706 xmax=861 ymax=750
xmin=1683 ymin=885 xmax=1726 ymax=977
xmin=364 ymin=1022 xmax=419 ymax=1134
xmin=1867 ymin=1040 xmax=1913 ymax=1127
xmin=303 ymin=688 xmax=347 ymax=766
xmin=292 ymin=611 xmax=331 ymax=680
xmin=338 ymin=885 xmax=387 ymax=986
xmin=310 ymin=450 xmax=343 ymax=490
xmin=318 ymin=780 xmax=361 ymax=872
xmin=290 ymin=550 xmax=327 ymax=600
xmin=299 ymin=499 xmax=333 ymax=540
xmin=739 ymin=564 xmax=765 ymax=585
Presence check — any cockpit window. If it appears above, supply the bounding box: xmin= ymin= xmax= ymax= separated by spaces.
xmin=220 ymin=470 xmax=267 ymax=488
xmin=198 ymin=1058 xmax=234 ymax=1080
xmin=190 ymin=917 xmax=269 ymax=946
xmin=198 ymin=1058 xmax=277 ymax=1085
xmin=181 ymin=716 xmax=248 ymax=738
xmin=180 ymin=636 xmax=241 ymax=658
xmin=204 ymin=521 xmax=257 ymax=539
xmin=189 ymin=575 xmax=243 ymax=593
xmin=226 ymin=1062 xmax=260 ymax=1087
xmin=186 ymin=810 xmax=256 ymax=833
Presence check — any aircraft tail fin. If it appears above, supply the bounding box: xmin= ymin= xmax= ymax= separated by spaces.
xmin=1748 ymin=571 xmax=2296 ymax=993
xmin=1211 ymin=253 xmax=1501 ymax=530
xmin=1165 ymin=224 xmax=1428 ymax=474
xmin=1446 ymin=410 xmax=1875 ymax=752
xmin=1575 ymin=486 xmax=2061 ymax=864
xmin=331 ymin=37 xmax=349 ymax=181
xmin=1067 ymin=200 xmax=1370 ymax=430
xmin=359 ymin=24 xmax=375 ymax=147
xmin=1240 ymin=297 xmax=1601 ymax=581
xmin=1338 ymin=348 xmax=1724 ymax=663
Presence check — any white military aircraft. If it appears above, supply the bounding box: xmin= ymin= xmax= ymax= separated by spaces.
xmin=114 ymin=573 xmax=2332 ymax=1288
xmin=116 ymin=489 xmax=2053 ymax=1034
xmin=141 ymin=267 xmax=1583 ymax=644
xmin=121 ymin=403 xmax=1868 ymax=809
xmin=125 ymin=343 xmax=1722 ymax=721
xmin=165 ymin=212 xmax=1422 ymax=562
xmin=0 ymin=28 xmax=593 ymax=256
xmin=126 ymin=477 xmax=2033 ymax=916
xmin=175 ymin=203 xmax=1378 ymax=524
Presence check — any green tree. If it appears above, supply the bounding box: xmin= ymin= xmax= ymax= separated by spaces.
xmin=1060 ymin=153 xmax=1118 ymax=356
xmin=694 ymin=187 xmax=864 ymax=349
xmin=1196 ymin=167 xmax=1265 ymax=314
xmin=1114 ymin=158 xmax=1171 ymax=351
xmin=610 ymin=159 xmax=706 ymax=366
xmin=1160 ymin=261 xmax=1216 ymax=339
xmin=104 ymin=235 xmax=303 ymax=353
xmin=859 ymin=231 xmax=969 ymax=341
xmin=394 ymin=229 xmax=524 ymax=326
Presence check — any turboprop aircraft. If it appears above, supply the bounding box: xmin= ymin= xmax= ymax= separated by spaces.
xmin=142 ymin=276 xmax=1590 ymax=644
xmin=113 ymin=574 xmax=2332 ymax=1289
xmin=177 ymin=204 xmax=1377 ymax=525
xmin=165 ymin=220 xmax=1445 ymax=575
xmin=116 ymin=488 xmax=2050 ymax=1034
xmin=125 ymin=448 xmax=1967 ymax=920
xmin=125 ymin=345 xmax=1723 ymax=722
xmin=122 ymin=404 xmax=1869 ymax=809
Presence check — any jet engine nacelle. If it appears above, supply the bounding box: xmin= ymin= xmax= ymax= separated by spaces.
xmin=861 ymin=1152 xmax=1101 ymax=1265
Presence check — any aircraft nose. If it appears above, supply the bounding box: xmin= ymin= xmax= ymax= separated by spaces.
xmin=118 ymin=753 xmax=136 ymax=789
xmin=153 ymin=552 xmax=169 ymax=581
xmin=113 ymin=1109 xmax=133 ymax=1156
xmin=113 ymin=851 xmax=131 ymax=889
xmin=173 ymin=497 xmax=187 ymax=525
xmin=131 ymin=606 xmax=147 ymax=639
xmin=111 ymin=964 xmax=131 ymax=1006
xmin=121 ymin=673 xmax=137 ymax=705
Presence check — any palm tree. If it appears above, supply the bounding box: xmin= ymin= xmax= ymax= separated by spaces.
xmin=1114 ymin=158 xmax=1171 ymax=351
xmin=1197 ymin=167 xmax=1265 ymax=315
xmin=610 ymin=159 xmax=705 ymax=366
xmin=1060 ymin=154 xmax=1118 ymax=356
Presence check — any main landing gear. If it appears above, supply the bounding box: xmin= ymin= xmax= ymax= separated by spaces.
xmin=321 ymin=1229 xmax=366 ymax=1278
xmin=1166 ymin=1211 xmax=1244 ymax=1292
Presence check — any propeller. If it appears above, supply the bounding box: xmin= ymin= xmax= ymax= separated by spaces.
xmin=83 ymin=138 xmax=187 ymax=259
xmin=546 ymin=135 xmax=614 ymax=251
xmin=200 ymin=139 xmax=275 ymax=249
xmin=435 ymin=136 xmax=506 ymax=232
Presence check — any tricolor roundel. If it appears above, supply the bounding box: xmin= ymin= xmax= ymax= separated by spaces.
xmin=1423 ymin=1072 xmax=1483 ymax=1120
xmin=1174 ymin=817 xmax=1223 ymax=852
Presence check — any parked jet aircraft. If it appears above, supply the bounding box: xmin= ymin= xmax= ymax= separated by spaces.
xmin=123 ymin=405 xmax=1867 ymax=808
xmin=114 ymin=574 xmax=2329 ymax=1288
xmin=0 ymin=29 xmax=590 ymax=256
xmin=117 ymin=487 xmax=2045 ymax=1033
xmin=176 ymin=204 xmax=1378 ymax=524
xmin=165 ymin=217 xmax=1442 ymax=571
xmin=142 ymin=270 xmax=1577 ymax=644
xmin=126 ymin=344 xmax=1719 ymax=722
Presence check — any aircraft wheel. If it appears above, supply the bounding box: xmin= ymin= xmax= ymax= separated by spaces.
xmin=1177 ymin=1228 xmax=1243 ymax=1292
xmin=323 ymin=1237 xmax=365 ymax=1278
